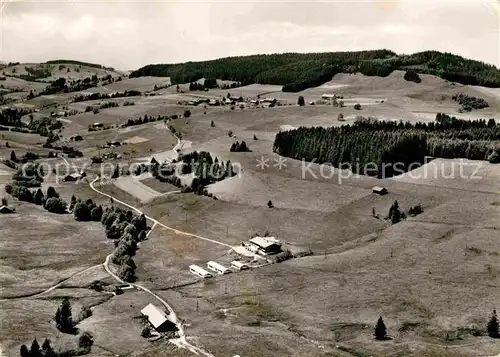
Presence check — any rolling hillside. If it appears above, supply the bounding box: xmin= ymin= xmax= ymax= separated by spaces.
xmin=130 ymin=50 xmax=500 ymax=92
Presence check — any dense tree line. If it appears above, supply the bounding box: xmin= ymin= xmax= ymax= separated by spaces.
xmin=72 ymin=90 xmax=141 ymax=103
xmin=101 ymin=206 xmax=148 ymax=282
xmin=46 ymin=59 xmax=113 ymax=70
xmin=0 ymin=108 xmax=28 ymax=127
xmin=452 ymin=93 xmax=489 ymax=112
xmin=273 ymin=115 xmax=499 ymax=178
xmin=122 ymin=114 xmax=170 ymax=128
xmin=20 ymin=331 xmax=94 ymax=357
xmin=129 ymin=50 xmax=500 ymax=91
xmin=6 ymin=176 xmax=68 ymax=213
xmin=72 ymin=196 xmax=103 ymax=221
xmin=25 ymin=66 xmax=52 ymax=80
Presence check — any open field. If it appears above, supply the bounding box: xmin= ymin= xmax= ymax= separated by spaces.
xmin=0 ymin=203 xmax=111 ymax=298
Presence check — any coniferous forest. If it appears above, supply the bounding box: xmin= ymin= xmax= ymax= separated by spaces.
xmin=129 ymin=50 xmax=500 ymax=92
xmin=273 ymin=114 xmax=500 ymax=178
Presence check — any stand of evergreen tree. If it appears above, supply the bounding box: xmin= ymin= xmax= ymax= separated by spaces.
xmin=100 ymin=206 xmax=149 ymax=282
xmin=129 ymin=50 xmax=500 ymax=92
xmin=55 ymin=297 xmax=75 ymax=334
xmin=273 ymin=115 xmax=499 ymax=178
xmin=230 ymin=141 xmax=251 ymax=152
xmin=452 ymin=93 xmax=489 ymax=112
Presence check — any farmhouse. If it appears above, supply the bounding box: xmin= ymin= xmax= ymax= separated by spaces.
xmin=248 ymin=236 xmax=282 ymax=255
xmin=231 ymin=261 xmax=249 ymax=271
xmin=0 ymin=205 xmax=15 ymax=214
xmin=189 ymin=264 xmax=213 ymax=279
xmin=63 ymin=173 xmax=82 ymax=182
xmin=92 ymin=122 xmax=104 ymax=129
xmin=207 ymin=261 xmax=231 ymax=275
xmin=140 ymin=303 xmax=176 ymax=332
xmin=322 ymin=94 xmax=336 ymax=100
xmin=372 ymin=186 xmax=388 ymax=195
xmin=229 ymin=96 xmax=243 ymax=102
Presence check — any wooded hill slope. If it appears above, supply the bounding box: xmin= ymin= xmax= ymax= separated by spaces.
xmin=129 ymin=50 xmax=500 ymax=92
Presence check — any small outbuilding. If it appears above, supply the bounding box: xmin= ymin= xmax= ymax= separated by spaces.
xmin=207 ymin=261 xmax=231 ymax=275
xmin=189 ymin=264 xmax=213 ymax=279
xmin=140 ymin=303 xmax=176 ymax=332
xmin=372 ymin=186 xmax=388 ymax=195
xmin=0 ymin=205 xmax=15 ymax=214
xmin=231 ymin=261 xmax=249 ymax=271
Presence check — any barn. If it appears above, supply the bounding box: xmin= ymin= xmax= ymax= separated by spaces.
xmin=140 ymin=304 xmax=176 ymax=332
xmin=248 ymin=236 xmax=282 ymax=255
xmin=64 ymin=173 xmax=82 ymax=182
xmin=372 ymin=186 xmax=388 ymax=195
xmin=0 ymin=205 xmax=15 ymax=214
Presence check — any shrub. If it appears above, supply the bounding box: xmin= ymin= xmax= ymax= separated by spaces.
xmin=354 ymin=103 xmax=362 ymax=110
xmin=45 ymin=197 xmax=67 ymax=214
xmin=297 ymin=96 xmax=305 ymax=106
xmin=275 ymin=249 xmax=293 ymax=263
xmin=141 ymin=326 xmax=152 ymax=338
xmin=88 ymin=280 xmax=106 ymax=292
xmin=403 ymin=70 xmax=422 ymax=83
xmin=78 ymin=306 xmax=92 ymax=321
xmin=408 ymin=204 xmax=423 ymax=216
xmin=183 ymin=109 xmax=191 ymax=118
xmin=78 ymin=331 xmax=94 ymax=352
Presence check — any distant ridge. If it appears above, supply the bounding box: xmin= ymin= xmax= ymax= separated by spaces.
xmin=45 ymin=59 xmax=115 ymax=71
xmin=129 ymin=50 xmax=500 ymax=92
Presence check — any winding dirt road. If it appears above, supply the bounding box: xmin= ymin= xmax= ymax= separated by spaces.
xmin=90 ymin=179 xmax=228 ymax=357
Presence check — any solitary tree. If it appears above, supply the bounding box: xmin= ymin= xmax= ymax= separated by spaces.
xmin=30 ymin=339 xmax=41 ymax=357
xmin=10 ymin=150 xmax=17 ymax=162
xmin=20 ymin=345 xmax=30 ymax=357
xmin=34 ymin=188 xmax=44 ymax=205
xmin=111 ymin=164 xmax=120 ymax=179
xmin=337 ymin=113 xmax=344 ymax=121
xmin=253 ymin=134 xmax=258 ymax=140
xmin=69 ymin=195 xmax=77 ymax=210
xmin=55 ymin=297 xmax=74 ymax=333
xmin=388 ymin=200 xmax=403 ymax=224
xmin=297 ymin=96 xmax=305 ymax=106
xmin=487 ymin=309 xmax=499 ymax=338
xmin=374 ymin=316 xmax=388 ymax=340
xmin=267 ymin=200 xmax=274 ymax=208
xmin=46 ymin=186 xmax=59 ymax=199
xmin=41 ymin=338 xmax=56 ymax=357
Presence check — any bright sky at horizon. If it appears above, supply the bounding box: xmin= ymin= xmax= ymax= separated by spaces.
xmin=0 ymin=0 xmax=498 ymax=70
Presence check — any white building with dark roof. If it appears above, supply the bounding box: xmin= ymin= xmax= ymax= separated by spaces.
xmin=140 ymin=303 xmax=176 ymax=331
xmin=248 ymin=236 xmax=282 ymax=255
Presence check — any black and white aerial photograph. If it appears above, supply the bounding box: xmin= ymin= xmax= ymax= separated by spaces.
xmin=0 ymin=0 xmax=499 ymax=356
